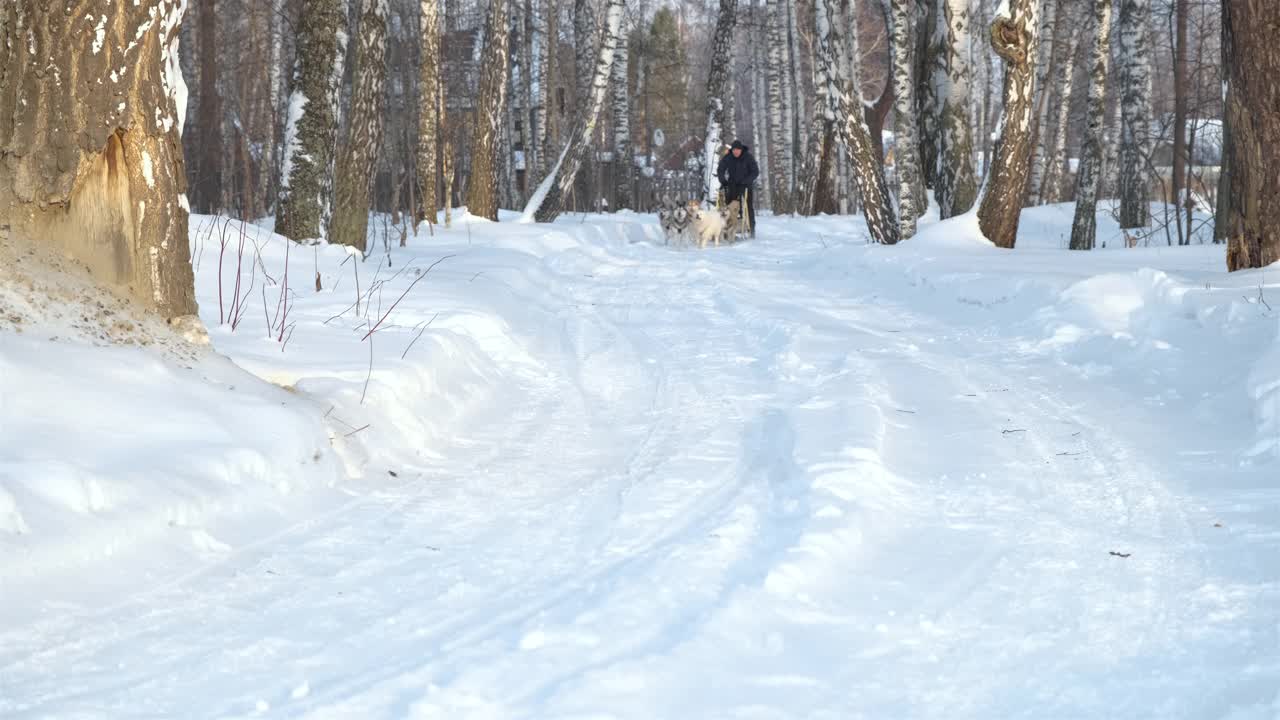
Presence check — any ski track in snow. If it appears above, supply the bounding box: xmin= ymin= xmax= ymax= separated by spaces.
xmin=3 ymin=212 xmax=1279 ymax=719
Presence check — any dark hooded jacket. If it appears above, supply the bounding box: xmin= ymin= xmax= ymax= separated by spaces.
xmin=716 ymin=141 xmax=760 ymax=188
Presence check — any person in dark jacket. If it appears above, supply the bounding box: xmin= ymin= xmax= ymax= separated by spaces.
xmin=716 ymin=140 xmax=758 ymax=237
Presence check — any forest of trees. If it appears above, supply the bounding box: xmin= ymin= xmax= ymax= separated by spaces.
xmin=0 ymin=0 xmax=1276 ymax=317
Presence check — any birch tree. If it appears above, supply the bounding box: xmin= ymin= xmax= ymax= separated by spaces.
xmin=525 ymin=0 xmax=626 ymax=222
xmin=813 ymin=0 xmax=900 ymax=244
xmin=766 ymin=0 xmax=796 ymax=214
xmin=532 ymin=0 xmax=554 ymax=179
xmin=976 ymin=0 xmax=1039 ymax=249
xmin=330 ymin=0 xmax=389 ymax=250
xmin=611 ymin=16 xmax=632 ymax=209
xmin=1069 ymin=0 xmax=1112 ymax=250
xmin=416 ymin=0 xmax=442 ymax=225
xmin=936 ymin=0 xmax=979 ymax=218
xmin=890 ymin=0 xmax=925 ymax=238
xmin=278 ymin=0 xmax=349 ymax=242
xmin=1039 ymin=1 xmax=1083 ymax=204
xmin=1221 ymin=0 xmax=1280 ymax=271
xmin=703 ymin=0 xmax=739 ymax=202
xmin=466 ymin=0 xmax=512 ymax=221
xmin=0 ymin=0 xmax=197 ymax=317
xmin=1116 ymin=0 xmax=1152 ymax=229
xmin=1025 ymin=0 xmax=1058 ymax=204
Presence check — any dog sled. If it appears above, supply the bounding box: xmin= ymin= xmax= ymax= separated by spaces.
xmin=656 ymin=188 xmax=753 ymax=248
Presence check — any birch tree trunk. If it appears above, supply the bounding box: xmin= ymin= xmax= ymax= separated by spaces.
xmin=1116 ymin=0 xmax=1152 ymax=228
xmin=526 ymin=0 xmax=626 ymax=223
xmin=1024 ymin=0 xmax=1064 ymax=204
xmin=264 ymin=0 xmax=285 ymax=213
xmin=976 ymin=0 xmax=1039 ymax=249
xmin=919 ymin=0 xmax=945 ymax=191
xmin=813 ymin=0 xmax=900 ymax=245
xmin=936 ymin=0 xmax=979 ymax=218
xmin=194 ymin=0 xmax=222 ymax=213
xmin=533 ymin=0 xmax=554 ymax=179
xmin=1039 ymin=16 xmax=1082 ymax=204
xmin=416 ymin=0 xmax=442 ymax=225
xmin=1221 ymin=0 xmax=1280 ymax=271
xmin=890 ymin=0 xmax=924 ymax=238
xmin=466 ymin=0 xmax=512 ymax=221
xmin=330 ymin=0 xmax=389 ymax=250
xmin=788 ymin=0 xmax=809 ymax=167
xmin=0 ymin=0 xmax=197 ymax=318
xmin=703 ymin=0 xmax=739 ymax=202
xmin=751 ymin=11 xmax=772 ymax=211
xmin=766 ymin=0 xmax=796 ymax=214
xmin=611 ymin=19 xmax=632 ymax=210
xmin=278 ymin=0 xmax=349 ymax=242
xmin=573 ymin=0 xmax=599 ymax=210
xmin=1170 ymin=0 xmax=1188 ymax=245
xmin=1069 ymin=0 xmax=1112 ymax=250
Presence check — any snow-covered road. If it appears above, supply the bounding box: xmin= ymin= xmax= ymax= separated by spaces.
xmin=3 ymin=211 xmax=1278 ymax=718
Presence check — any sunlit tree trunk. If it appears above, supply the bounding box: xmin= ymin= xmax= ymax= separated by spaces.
xmin=0 ymin=0 xmax=197 ymax=317
xmin=976 ymin=0 xmax=1039 ymax=248
xmin=466 ymin=0 xmax=512 ymax=220
xmin=813 ymin=0 xmax=900 ymax=244
xmin=278 ymin=0 xmax=349 ymax=242
xmin=526 ymin=0 xmax=626 ymax=222
xmin=936 ymin=0 xmax=979 ymax=218
xmin=1221 ymin=0 xmax=1280 ymax=271
xmin=331 ymin=0 xmax=389 ymax=250
xmin=1069 ymin=0 xmax=1112 ymax=250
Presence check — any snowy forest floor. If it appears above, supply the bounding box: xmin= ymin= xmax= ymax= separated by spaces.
xmin=2 ymin=204 xmax=1279 ymax=719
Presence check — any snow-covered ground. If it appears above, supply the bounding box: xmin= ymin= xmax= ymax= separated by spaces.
xmin=2 ymin=204 xmax=1278 ymax=718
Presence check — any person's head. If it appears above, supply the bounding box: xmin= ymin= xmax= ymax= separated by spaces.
xmin=731 ymin=140 xmax=746 ymax=158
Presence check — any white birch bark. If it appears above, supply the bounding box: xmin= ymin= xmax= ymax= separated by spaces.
xmin=890 ymin=0 xmax=923 ymax=237
xmin=936 ymin=0 xmax=978 ymax=218
xmin=611 ymin=15 xmax=631 ymax=209
xmin=703 ymin=0 xmax=739 ymax=201
xmin=525 ymin=0 xmax=626 ymax=222
xmin=766 ymin=0 xmax=796 ymax=213
xmin=813 ymin=0 xmax=900 ymax=244
xmin=1069 ymin=0 xmax=1112 ymax=250
xmin=1117 ymin=0 xmax=1152 ymax=228
xmin=975 ymin=0 xmax=1040 ymax=248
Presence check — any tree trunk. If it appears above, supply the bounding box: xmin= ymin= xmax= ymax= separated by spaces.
xmin=1040 ymin=12 xmax=1082 ymax=204
xmin=466 ymin=0 xmax=512 ymax=221
xmin=703 ymin=0 xmax=739 ymax=202
xmin=918 ymin=0 xmax=945 ymax=191
xmin=890 ymin=0 xmax=924 ymax=238
xmin=751 ymin=8 xmax=772 ymax=212
xmin=330 ymin=0 xmax=389 ymax=250
xmin=813 ymin=0 xmax=900 ymax=244
xmin=1117 ymin=0 xmax=1152 ymax=229
xmin=532 ymin=0 xmax=553 ymax=179
xmin=194 ymin=0 xmax=222 ymax=213
xmin=766 ymin=0 xmax=796 ymax=214
xmin=526 ymin=0 xmax=625 ymax=223
xmin=1213 ymin=94 xmax=1230 ymax=245
xmin=573 ymin=0 xmax=599 ymax=211
xmin=277 ymin=0 xmax=349 ymax=242
xmin=1069 ymin=0 xmax=1112 ymax=250
xmin=936 ymin=0 xmax=979 ymax=218
xmin=788 ymin=0 xmax=809 ymax=171
xmin=611 ymin=18 xmax=632 ymax=210
xmin=976 ymin=0 xmax=1039 ymax=249
xmin=1026 ymin=0 xmax=1059 ymax=205
xmin=0 ymin=0 xmax=197 ymax=318
xmin=1221 ymin=0 xmax=1280 ymax=271
xmin=1171 ymin=0 xmax=1188 ymax=245
xmin=416 ymin=0 xmax=442 ymax=226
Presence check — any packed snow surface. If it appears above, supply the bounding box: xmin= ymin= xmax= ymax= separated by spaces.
xmin=2 ymin=204 xmax=1278 ymax=719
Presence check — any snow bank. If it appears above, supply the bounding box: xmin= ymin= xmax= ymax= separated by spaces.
xmin=810 ymin=205 xmax=1279 ymax=463
xmin=0 ymin=231 xmax=344 ymax=606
